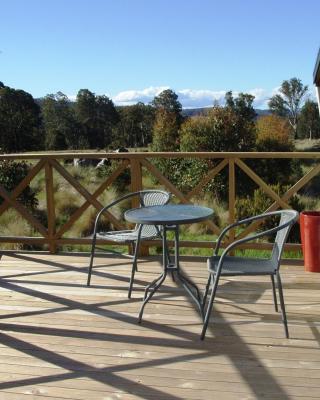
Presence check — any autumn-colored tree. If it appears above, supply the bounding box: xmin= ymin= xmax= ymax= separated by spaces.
xmin=253 ymin=115 xmax=299 ymax=189
xmin=256 ymin=115 xmax=294 ymax=151
xmin=151 ymin=108 xmax=180 ymax=152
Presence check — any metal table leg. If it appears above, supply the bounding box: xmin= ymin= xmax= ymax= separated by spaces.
xmin=138 ymin=224 xmax=204 ymax=322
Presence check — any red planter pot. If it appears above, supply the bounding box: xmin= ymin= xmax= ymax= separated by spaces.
xmin=300 ymin=211 xmax=320 ymax=273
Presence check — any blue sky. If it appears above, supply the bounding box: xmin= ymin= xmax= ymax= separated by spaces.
xmin=1 ymin=0 xmax=319 ymax=108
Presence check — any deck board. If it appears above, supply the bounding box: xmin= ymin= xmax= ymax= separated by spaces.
xmin=0 ymin=252 xmax=319 ymax=399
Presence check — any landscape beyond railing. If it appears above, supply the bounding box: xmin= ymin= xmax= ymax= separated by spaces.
xmin=1 ymin=151 xmax=319 ymax=254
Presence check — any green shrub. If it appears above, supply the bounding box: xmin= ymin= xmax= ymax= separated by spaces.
xmin=0 ymin=160 xmax=38 ymax=209
xmin=235 ymin=184 xmax=303 ymax=242
xmin=96 ymin=160 xmax=130 ymax=192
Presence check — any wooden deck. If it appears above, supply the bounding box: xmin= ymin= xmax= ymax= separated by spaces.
xmin=0 ymin=252 xmax=319 ymax=400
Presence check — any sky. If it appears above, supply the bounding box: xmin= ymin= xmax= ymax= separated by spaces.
xmin=1 ymin=0 xmax=319 ymax=109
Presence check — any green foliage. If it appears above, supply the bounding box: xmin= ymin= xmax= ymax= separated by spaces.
xmin=0 ymin=85 xmax=43 ymax=152
xmin=0 ymin=160 xmax=38 ymax=209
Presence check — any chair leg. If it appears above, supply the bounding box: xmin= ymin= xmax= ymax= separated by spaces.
xmin=200 ymin=273 xmax=220 ymax=340
xmin=131 ymin=243 xmax=138 ymax=272
xmin=202 ymin=274 xmax=213 ymax=309
xmin=87 ymin=234 xmax=97 ymax=286
xmin=270 ymin=274 xmax=278 ymax=312
xmin=276 ymin=271 xmax=289 ymax=338
xmin=128 ymin=226 xmax=143 ymax=298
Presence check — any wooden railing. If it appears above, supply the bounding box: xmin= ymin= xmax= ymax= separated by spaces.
xmin=1 ymin=151 xmax=319 ymax=254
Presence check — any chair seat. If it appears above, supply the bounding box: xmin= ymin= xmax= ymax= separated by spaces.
xmin=96 ymin=225 xmax=159 ymax=243
xmin=208 ymin=255 xmax=276 ymax=276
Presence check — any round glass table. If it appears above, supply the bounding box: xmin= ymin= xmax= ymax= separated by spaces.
xmin=124 ymin=204 xmax=214 ymax=322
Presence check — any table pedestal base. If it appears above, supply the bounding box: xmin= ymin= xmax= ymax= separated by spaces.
xmin=138 ymin=225 xmax=204 ymax=322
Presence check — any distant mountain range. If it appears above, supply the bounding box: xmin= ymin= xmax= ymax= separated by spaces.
xmin=182 ymin=107 xmax=271 ymax=118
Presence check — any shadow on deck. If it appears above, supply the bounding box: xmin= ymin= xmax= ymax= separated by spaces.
xmin=0 ymin=252 xmax=319 ymax=399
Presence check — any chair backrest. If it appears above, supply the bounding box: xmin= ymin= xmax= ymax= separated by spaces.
xmin=271 ymin=210 xmax=299 ymax=269
xmin=139 ymin=190 xmax=171 ymax=207
xmin=137 ymin=190 xmax=171 ymax=238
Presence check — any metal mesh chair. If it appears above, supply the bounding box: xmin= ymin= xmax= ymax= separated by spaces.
xmin=87 ymin=190 xmax=171 ymax=297
xmin=201 ymin=209 xmax=299 ymax=340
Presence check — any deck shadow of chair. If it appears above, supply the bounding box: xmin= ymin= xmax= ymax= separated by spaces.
xmin=87 ymin=190 xmax=171 ymax=298
xmin=201 ymin=209 xmax=299 ymax=340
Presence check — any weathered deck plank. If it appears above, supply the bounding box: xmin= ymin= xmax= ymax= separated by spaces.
xmin=0 ymin=252 xmax=319 ymax=399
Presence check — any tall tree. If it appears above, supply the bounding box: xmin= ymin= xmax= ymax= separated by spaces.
xmin=151 ymin=89 xmax=182 ymax=115
xmin=152 ymin=108 xmax=181 ymax=152
xmin=95 ymin=95 xmax=119 ymax=148
xmin=75 ymin=89 xmax=119 ymax=149
xmin=0 ymin=85 xmax=42 ymax=152
xmin=114 ymin=103 xmax=154 ymax=148
xmin=297 ymin=100 xmax=320 ymax=139
xmin=42 ymin=92 xmax=81 ymax=150
xmin=268 ymin=78 xmax=308 ymax=138
xmin=151 ymin=89 xmax=182 ymax=151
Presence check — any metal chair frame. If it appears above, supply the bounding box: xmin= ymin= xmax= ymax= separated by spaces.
xmin=201 ymin=209 xmax=299 ymax=340
xmin=87 ymin=190 xmax=171 ymax=297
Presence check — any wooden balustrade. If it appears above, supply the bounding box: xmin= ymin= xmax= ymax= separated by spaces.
xmin=0 ymin=151 xmax=319 ymax=253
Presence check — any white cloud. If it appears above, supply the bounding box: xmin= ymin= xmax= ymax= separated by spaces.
xmin=112 ymin=86 xmax=275 ymax=109
xmin=113 ymin=86 xmax=169 ymax=105
xmin=67 ymin=86 xmax=279 ymax=109
xmin=177 ymin=89 xmax=226 ymax=108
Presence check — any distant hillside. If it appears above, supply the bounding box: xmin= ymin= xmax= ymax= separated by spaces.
xmin=182 ymin=107 xmax=271 ymax=118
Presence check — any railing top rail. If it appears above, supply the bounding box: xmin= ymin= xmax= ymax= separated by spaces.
xmin=1 ymin=151 xmax=320 ymax=160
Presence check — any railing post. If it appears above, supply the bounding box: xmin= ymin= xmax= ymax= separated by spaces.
xmin=228 ymin=158 xmax=236 ymax=246
xmin=130 ymin=158 xmax=143 ymax=205
xmin=130 ymin=158 xmax=149 ymax=255
xmin=45 ymin=160 xmax=57 ymax=253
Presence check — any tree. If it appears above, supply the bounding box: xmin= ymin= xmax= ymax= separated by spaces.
xmin=95 ymin=95 xmax=119 ymax=148
xmin=268 ymin=78 xmax=308 ymax=138
xmin=256 ymin=115 xmax=293 ymax=151
xmin=151 ymin=108 xmax=180 ymax=151
xmin=42 ymin=92 xmax=81 ymax=150
xmin=297 ymin=100 xmax=320 ymax=139
xmin=177 ymin=105 xmax=257 ymax=197
xmin=151 ymin=89 xmax=182 ymax=117
xmin=151 ymin=89 xmax=182 ymax=152
xmin=0 ymin=85 xmax=42 ymax=152
xmin=114 ymin=103 xmax=154 ymax=148
xmin=75 ymin=89 xmax=119 ymax=149
xmin=180 ymin=106 xmax=256 ymax=153
xmin=225 ymin=91 xmax=256 ymax=122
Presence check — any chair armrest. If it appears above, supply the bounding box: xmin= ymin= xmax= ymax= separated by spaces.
xmin=214 ymin=210 xmax=292 ymax=255
xmin=92 ymin=191 xmax=143 ymax=236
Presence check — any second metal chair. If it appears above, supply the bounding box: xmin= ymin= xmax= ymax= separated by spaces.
xmin=87 ymin=190 xmax=171 ymax=297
